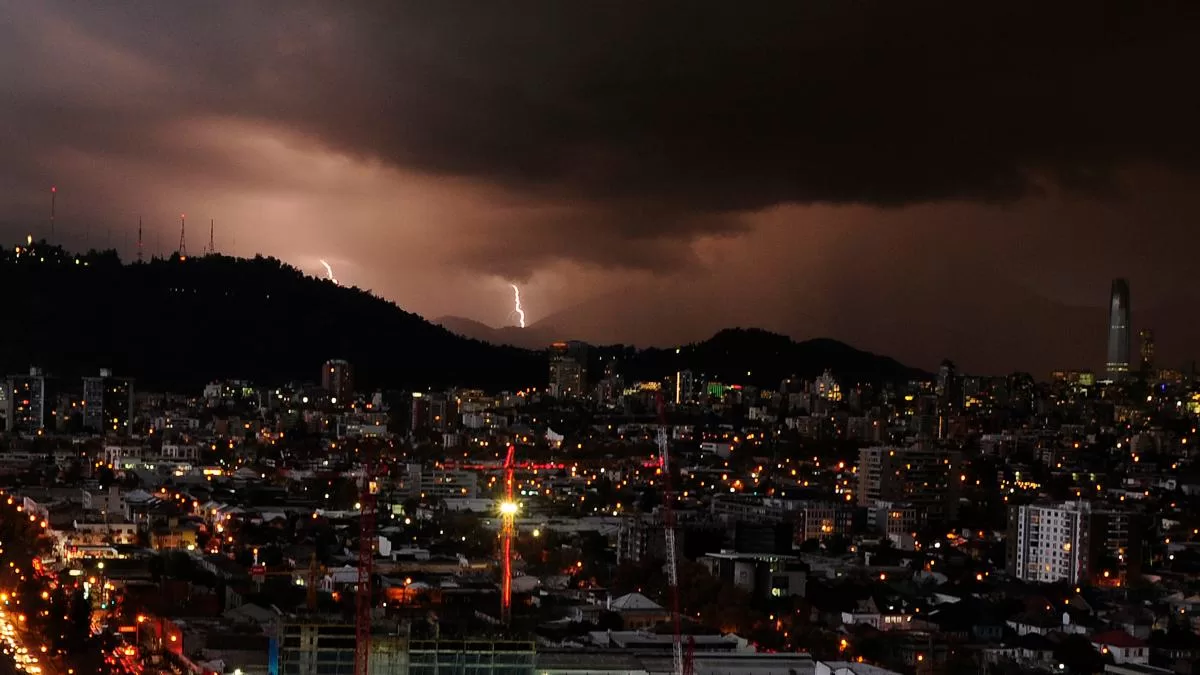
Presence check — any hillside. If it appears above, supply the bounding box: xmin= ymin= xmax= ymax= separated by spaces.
xmin=0 ymin=244 xmax=544 ymax=391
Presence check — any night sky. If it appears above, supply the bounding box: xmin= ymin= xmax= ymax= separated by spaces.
xmin=3 ymin=2 xmax=1199 ymax=375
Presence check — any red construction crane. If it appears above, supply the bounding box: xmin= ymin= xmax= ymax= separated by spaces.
xmin=356 ymin=446 xmax=382 ymax=675
xmin=499 ymin=444 xmax=518 ymax=625
xmin=655 ymin=393 xmax=687 ymax=675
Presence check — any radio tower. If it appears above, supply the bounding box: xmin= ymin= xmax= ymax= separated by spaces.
xmin=356 ymin=445 xmax=381 ymax=675
xmin=206 ymin=219 xmax=215 ymax=255
xmin=499 ymin=444 xmax=518 ymax=625
xmin=137 ymin=217 xmax=143 ymax=263
xmin=50 ymin=186 xmax=56 ymax=242
xmin=178 ymin=214 xmax=188 ymax=260
xmin=656 ymin=393 xmax=687 ymax=675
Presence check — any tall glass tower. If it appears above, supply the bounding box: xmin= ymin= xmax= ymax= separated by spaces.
xmin=1106 ymin=279 xmax=1131 ymax=380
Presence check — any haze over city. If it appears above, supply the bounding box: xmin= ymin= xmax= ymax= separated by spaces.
xmin=2 ymin=1 xmax=1199 ymax=374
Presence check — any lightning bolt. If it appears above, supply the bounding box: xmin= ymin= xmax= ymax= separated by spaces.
xmin=319 ymin=259 xmax=338 ymax=285
xmin=510 ymin=284 xmax=526 ymax=328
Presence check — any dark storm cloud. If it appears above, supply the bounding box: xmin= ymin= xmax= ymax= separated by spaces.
xmin=3 ymin=0 xmax=1200 ymax=272
xmin=266 ymin=1 xmax=1200 ymax=205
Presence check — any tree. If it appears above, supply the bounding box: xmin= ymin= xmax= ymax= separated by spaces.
xmin=596 ymin=611 xmax=623 ymax=631
xmin=1053 ymin=634 xmax=1111 ymax=674
xmin=68 ymin=585 xmax=93 ymax=649
xmin=47 ymin=587 xmax=72 ymax=650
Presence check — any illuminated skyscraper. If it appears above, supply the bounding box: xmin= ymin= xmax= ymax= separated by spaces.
xmin=1105 ymin=279 xmax=1131 ymax=380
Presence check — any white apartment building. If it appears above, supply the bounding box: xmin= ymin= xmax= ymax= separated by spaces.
xmin=1008 ymin=501 xmax=1091 ymax=584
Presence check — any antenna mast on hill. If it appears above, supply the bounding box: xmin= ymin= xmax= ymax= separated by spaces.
xmin=206 ymin=219 xmax=215 ymax=255
xmin=137 ymin=217 xmax=143 ymax=263
xmin=50 ymin=186 xmax=56 ymax=243
xmin=178 ymin=213 xmax=188 ymax=260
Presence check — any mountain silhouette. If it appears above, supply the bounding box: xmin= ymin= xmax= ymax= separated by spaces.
xmin=3 ymin=243 xmax=927 ymax=393
xmin=1 ymin=244 xmax=543 ymax=391
xmin=613 ymin=328 xmax=927 ymax=386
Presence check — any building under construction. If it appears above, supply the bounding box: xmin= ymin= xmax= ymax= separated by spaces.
xmin=270 ymin=620 xmax=535 ymax=675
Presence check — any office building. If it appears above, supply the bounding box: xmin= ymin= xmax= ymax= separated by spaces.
xmin=794 ymin=502 xmax=859 ymax=542
xmin=1106 ymin=279 xmax=1131 ymax=380
xmin=272 ymin=622 xmax=534 ymax=675
xmin=700 ymin=551 xmax=807 ymax=601
xmin=548 ymin=341 xmax=587 ymax=398
xmin=82 ymin=369 xmax=135 ymax=435
xmin=734 ymin=522 xmax=794 ymax=555
xmin=409 ymin=640 xmax=535 ymax=675
xmin=398 ymin=463 xmax=478 ymax=500
xmin=321 ymin=359 xmax=354 ymax=401
xmin=857 ymin=446 xmax=960 ymax=524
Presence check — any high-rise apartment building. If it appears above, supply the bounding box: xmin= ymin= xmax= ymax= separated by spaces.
xmin=1106 ymin=279 xmax=1131 ymax=380
xmin=547 ymin=341 xmax=587 ymax=398
xmin=856 ymin=445 xmax=960 ymax=525
xmin=675 ymin=369 xmax=695 ymax=405
xmin=409 ymin=392 xmax=452 ymax=432
xmin=936 ymin=360 xmax=962 ymax=411
xmin=1092 ymin=509 xmax=1147 ymax=583
xmin=4 ymin=368 xmax=56 ymax=435
xmin=1007 ymin=501 xmax=1092 ymax=584
xmin=321 ymin=359 xmax=354 ymax=401
xmin=1006 ymin=501 xmax=1147 ymax=585
xmin=81 ymin=369 xmax=135 ymax=435
xmin=1139 ymin=329 xmax=1155 ymax=374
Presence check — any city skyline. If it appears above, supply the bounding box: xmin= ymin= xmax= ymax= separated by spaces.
xmin=2 ymin=2 xmax=1199 ymax=375
xmin=3 ymin=4 xmax=1200 ymax=674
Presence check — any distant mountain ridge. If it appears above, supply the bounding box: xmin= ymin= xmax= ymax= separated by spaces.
xmin=436 ymin=317 xmax=925 ymax=385
xmin=2 ymin=243 xmax=926 ymax=392
xmin=618 ymin=328 xmax=927 ymax=386
xmin=434 ymin=315 xmax=558 ymax=350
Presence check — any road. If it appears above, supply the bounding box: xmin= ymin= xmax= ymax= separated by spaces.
xmin=0 ymin=611 xmax=59 ymax=675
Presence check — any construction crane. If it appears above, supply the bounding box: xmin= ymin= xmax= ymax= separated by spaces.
xmin=356 ymin=446 xmax=383 ymax=675
xmin=655 ymin=393 xmax=687 ymax=675
xmin=499 ymin=444 xmax=518 ymax=625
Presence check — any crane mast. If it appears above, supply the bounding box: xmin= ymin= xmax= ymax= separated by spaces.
xmin=656 ymin=394 xmax=686 ymax=675
xmin=356 ymin=447 xmax=381 ymax=675
xmin=500 ymin=444 xmax=517 ymax=625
